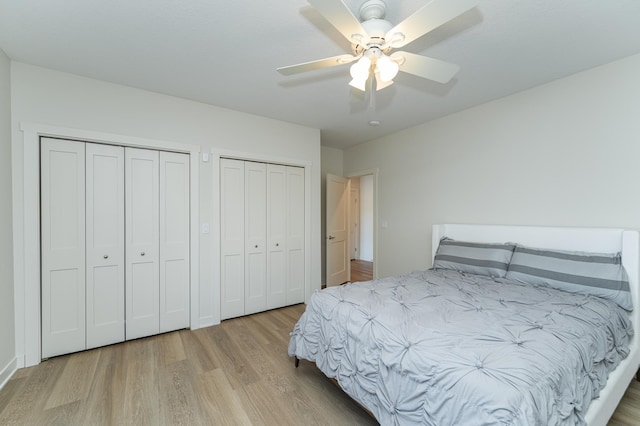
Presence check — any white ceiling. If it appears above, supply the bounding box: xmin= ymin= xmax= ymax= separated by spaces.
xmin=1 ymin=0 xmax=640 ymax=149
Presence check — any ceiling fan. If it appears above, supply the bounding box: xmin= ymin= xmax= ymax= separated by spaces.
xmin=277 ymin=0 xmax=478 ymax=91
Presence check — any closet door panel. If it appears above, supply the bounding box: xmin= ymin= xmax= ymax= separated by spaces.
xmin=286 ymin=166 xmax=305 ymax=305
xmin=159 ymin=152 xmax=190 ymax=332
xmin=220 ymin=159 xmax=245 ymax=320
xmin=126 ymin=148 xmax=160 ymax=340
xmin=86 ymin=143 xmax=125 ymax=349
xmin=244 ymin=162 xmax=267 ymax=315
xmin=267 ymin=164 xmax=286 ymax=309
xmin=41 ymin=138 xmax=86 ymax=358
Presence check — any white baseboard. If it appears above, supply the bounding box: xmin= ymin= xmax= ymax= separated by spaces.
xmin=0 ymin=356 xmax=18 ymax=391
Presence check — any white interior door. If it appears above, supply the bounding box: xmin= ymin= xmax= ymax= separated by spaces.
xmin=286 ymin=166 xmax=305 ymax=304
xmin=244 ymin=162 xmax=267 ymax=315
xmin=220 ymin=159 xmax=245 ymax=320
xmin=86 ymin=143 xmax=125 ymax=349
xmin=266 ymin=164 xmax=286 ymax=309
xmin=159 ymin=151 xmax=190 ymax=333
xmin=41 ymin=138 xmax=86 ymax=358
xmin=125 ymin=147 xmax=160 ymax=340
xmin=326 ymin=173 xmax=350 ymax=287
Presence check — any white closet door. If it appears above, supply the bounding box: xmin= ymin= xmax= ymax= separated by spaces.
xmin=41 ymin=138 xmax=86 ymax=358
xmin=266 ymin=164 xmax=286 ymax=309
xmin=125 ymin=148 xmax=160 ymax=340
xmin=286 ymin=166 xmax=305 ymax=305
xmin=159 ymin=152 xmax=190 ymax=332
xmin=244 ymin=162 xmax=267 ymax=315
xmin=220 ymin=159 xmax=245 ymax=320
xmin=86 ymin=143 xmax=125 ymax=349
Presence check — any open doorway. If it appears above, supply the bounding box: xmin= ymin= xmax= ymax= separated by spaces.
xmin=325 ymin=171 xmax=376 ymax=287
xmin=348 ymin=175 xmax=374 ymax=283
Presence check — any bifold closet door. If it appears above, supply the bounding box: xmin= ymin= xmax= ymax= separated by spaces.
xmin=86 ymin=143 xmax=125 ymax=349
xmin=159 ymin=151 xmax=190 ymax=333
xmin=220 ymin=160 xmax=305 ymax=320
xmin=266 ymin=164 xmax=286 ymax=309
xmin=41 ymin=138 xmax=86 ymax=358
xmin=42 ymin=141 xmax=189 ymax=356
xmin=244 ymin=162 xmax=267 ymax=315
xmin=220 ymin=159 xmax=245 ymax=320
xmin=125 ymin=148 xmax=160 ymax=340
xmin=286 ymin=166 xmax=305 ymax=305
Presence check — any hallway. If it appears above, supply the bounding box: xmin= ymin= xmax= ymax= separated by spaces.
xmin=350 ymin=259 xmax=373 ymax=283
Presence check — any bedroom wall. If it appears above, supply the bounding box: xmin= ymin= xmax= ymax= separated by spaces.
xmin=344 ymin=53 xmax=640 ymax=278
xmin=10 ymin=62 xmax=321 ymax=363
xmin=320 ymin=146 xmax=344 ymax=285
xmin=0 ymin=48 xmax=16 ymax=386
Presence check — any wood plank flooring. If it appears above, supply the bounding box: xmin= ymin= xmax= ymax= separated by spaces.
xmin=350 ymin=259 xmax=373 ymax=282
xmin=1 ymin=303 xmax=639 ymax=425
xmin=0 ymin=305 xmax=375 ymax=425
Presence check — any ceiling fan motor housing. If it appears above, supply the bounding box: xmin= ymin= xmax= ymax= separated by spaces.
xmin=359 ymin=0 xmax=386 ymax=21
xmin=352 ymin=18 xmax=393 ymax=55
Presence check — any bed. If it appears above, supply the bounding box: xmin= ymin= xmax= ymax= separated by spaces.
xmin=289 ymin=224 xmax=640 ymax=425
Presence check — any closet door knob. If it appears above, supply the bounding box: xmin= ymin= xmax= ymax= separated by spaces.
xmin=254 ymin=245 xmax=258 ymax=248
xmin=103 ymin=255 xmax=109 ymax=259
xmin=141 ymin=251 xmax=146 ymax=256
xmin=276 ymin=243 xmax=279 ymax=247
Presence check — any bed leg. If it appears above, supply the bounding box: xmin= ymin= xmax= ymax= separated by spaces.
xmin=636 ymin=367 xmax=640 ymax=382
xmin=294 ymin=357 xmax=300 ymax=368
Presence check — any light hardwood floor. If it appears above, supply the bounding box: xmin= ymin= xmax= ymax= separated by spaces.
xmin=0 ymin=303 xmax=638 ymax=425
xmin=350 ymin=259 xmax=373 ymax=283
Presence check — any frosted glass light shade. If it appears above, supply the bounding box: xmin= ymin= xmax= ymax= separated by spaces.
xmin=349 ymin=78 xmax=367 ymax=91
xmin=376 ymin=55 xmax=399 ymax=82
xmin=375 ymin=72 xmax=393 ymax=91
xmin=350 ymin=56 xmax=372 ymax=81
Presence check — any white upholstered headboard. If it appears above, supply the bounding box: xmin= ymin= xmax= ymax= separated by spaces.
xmin=431 ymin=223 xmax=640 ymax=426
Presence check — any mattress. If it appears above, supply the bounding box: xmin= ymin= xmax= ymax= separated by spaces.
xmin=288 ymin=269 xmax=633 ymax=425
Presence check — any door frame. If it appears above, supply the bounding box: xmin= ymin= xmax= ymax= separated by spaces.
xmin=16 ymin=122 xmax=200 ymax=367
xmin=346 ymin=169 xmax=378 ymax=280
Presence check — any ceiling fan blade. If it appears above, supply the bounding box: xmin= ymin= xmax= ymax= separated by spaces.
xmin=385 ymin=0 xmax=478 ymax=48
xmin=392 ymin=51 xmax=459 ymax=84
xmin=277 ymin=54 xmax=357 ymax=76
xmin=308 ymin=0 xmax=370 ymax=45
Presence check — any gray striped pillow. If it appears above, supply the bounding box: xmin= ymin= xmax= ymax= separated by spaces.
xmin=506 ymin=245 xmax=632 ymax=310
xmin=433 ymin=238 xmax=516 ymax=278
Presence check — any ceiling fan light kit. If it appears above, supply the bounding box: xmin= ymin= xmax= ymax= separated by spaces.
xmin=350 ymin=55 xmax=371 ymax=81
xmin=349 ymin=47 xmax=400 ymax=91
xmin=349 ymin=55 xmax=371 ymax=90
xmin=277 ymin=0 xmax=478 ymax=92
xmin=376 ymin=54 xmax=399 ymax=82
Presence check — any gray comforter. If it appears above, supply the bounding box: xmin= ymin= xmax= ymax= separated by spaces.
xmin=288 ymin=269 xmax=632 ymax=425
